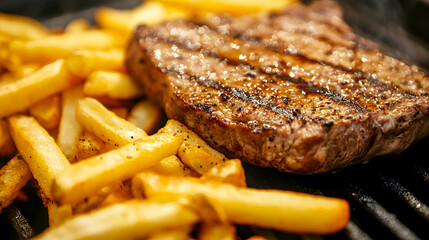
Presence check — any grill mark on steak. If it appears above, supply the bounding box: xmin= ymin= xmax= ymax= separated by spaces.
xmin=197 ymin=21 xmax=425 ymax=99
xmin=158 ymin=64 xmax=298 ymax=123
xmin=144 ymin=31 xmax=369 ymax=113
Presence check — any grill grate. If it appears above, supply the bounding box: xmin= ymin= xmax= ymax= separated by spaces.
xmin=0 ymin=0 xmax=428 ymax=239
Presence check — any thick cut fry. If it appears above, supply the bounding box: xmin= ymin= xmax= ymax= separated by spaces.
xmin=0 ymin=118 xmax=16 ymax=157
xmin=9 ymin=30 xmax=125 ymax=64
xmin=46 ymin=201 xmax=73 ymax=227
xmin=178 ymin=144 xmax=224 ymax=175
xmin=135 ymin=172 xmax=350 ymax=234
xmin=157 ymin=0 xmax=297 ymax=16
xmin=0 ymin=59 xmax=80 ymax=118
xmin=64 ymin=49 xmax=125 ymax=78
xmin=52 ymin=133 xmax=182 ymax=205
xmin=83 ymin=71 xmax=143 ymax=99
xmin=127 ymin=99 xmax=163 ymax=134
xmin=29 ymin=95 xmax=61 ymax=130
xmin=57 ymin=86 xmax=84 ymax=162
xmin=147 ymin=155 xmax=198 ymax=177
xmin=0 ymin=12 xmax=48 ymax=40
xmin=0 ymin=154 xmax=32 ymax=213
xmin=161 ymin=120 xmax=227 ymax=161
xmin=65 ymin=19 xmax=90 ymax=33
xmin=199 ymin=223 xmax=236 ymax=240
xmin=8 ymin=115 xmax=71 ymax=199
xmin=76 ymin=132 xmax=106 ymax=161
xmin=76 ymin=97 xmax=147 ymax=146
xmin=96 ymin=1 xmax=189 ymax=35
xmin=34 ymin=200 xmax=199 ymax=240
xmin=201 ymin=159 xmax=246 ymax=187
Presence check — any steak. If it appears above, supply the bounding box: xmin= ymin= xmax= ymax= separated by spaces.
xmin=126 ymin=0 xmax=429 ymax=174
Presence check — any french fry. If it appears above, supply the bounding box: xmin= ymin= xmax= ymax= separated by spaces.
xmin=9 ymin=30 xmax=125 ymax=65
xmin=34 ymin=200 xmax=199 ymax=240
xmin=76 ymin=97 xmax=147 ymax=146
xmin=201 ymin=159 xmax=246 ymax=187
xmin=72 ymin=181 xmax=127 ymax=214
xmin=65 ymin=19 xmax=90 ymax=33
xmin=8 ymin=115 xmax=71 ymax=199
xmin=46 ymin=201 xmax=73 ymax=227
xmin=178 ymin=143 xmax=224 ymax=175
xmin=161 ymin=119 xmax=228 ymax=161
xmin=52 ymin=132 xmax=183 ymax=205
xmin=83 ymin=71 xmax=143 ymax=99
xmin=156 ymin=0 xmax=298 ymax=16
xmin=135 ymin=172 xmax=350 ymax=234
xmin=147 ymin=155 xmax=198 ymax=177
xmin=29 ymin=95 xmax=61 ymax=130
xmin=199 ymin=223 xmax=236 ymax=240
xmin=0 ymin=154 xmax=32 ymax=213
xmin=96 ymin=1 xmax=189 ymax=35
xmin=64 ymin=49 xmax=125 ymax=78
xmin=0 ymin=59 xmax=80 ymax=118
xmin=76 ymin=132 xmax=106 ymax=161
xmin=0 ymin=118 xmax=16 ymax=157
xmin=0 ymin=12 xmax=48 ymax=40
xmin=127 ymin=99 xmax=163 ymax=134
xmin=57 ymin=85 xmax=84 ymax=162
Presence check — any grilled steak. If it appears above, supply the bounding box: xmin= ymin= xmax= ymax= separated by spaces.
xmin=126 ymin=0 xmax=429 ymax=174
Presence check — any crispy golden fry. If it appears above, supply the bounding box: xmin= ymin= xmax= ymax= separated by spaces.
xmin=29 ymin=95 xmax=61 ymax=130
xmin=127 ymin=99 xmax=163 ymax=134
xmin=83 ymin=71 xmax=143 ymax=99
xmin=57 ymin=85 xmax=84 ymax=162
xmin=8 ymin=115 xmax=71 ymax=199
xmin=135 ymin=172 xmax=350 ymax=234
xmin=0 ymin=154 xmax=32 ymax=213
xmin=76 ymin=97 xmax=147 ymax=146
xmin=64 ymin=49 xmax=125 ymax=78
xmin=72 ymin=181 xmax=128 ymax=214
xmin=201 ymin=159 xmax=246 ymax=187
xmin=52 ymin=132 xmax=183 ymax=205
xmin=76 ymin=132 xmax=106 ymax=161
xmin=178 ymin=144 xmax=224 ymax=175
xmin=147 ymin=155 xmax=198 ymax=177
xmin=199 ymin=223 xmax=236 ymax=240
xmin=96 ymin=1 xmax=189 ymax=35
xmin=65 ymin=19 xmax=90 ymax=33
xmin=162 ymin=120 xmax=227 ymax=161
xmin=0 ymin=118 xmax=16 ymax=157
xmin=0 ymin=59 xmax=80 ymax=118
xmin=34 ymin=200 xmax=199 ymax=240
xmin=46 ymin=201 xmax=73 ymax=227
xmin=0 ymin=12 xmax=48 ymax=40
xmin=157 ymin=0 xmax=297 ymax=16
xmin=9 ymin=30 xmax=125 ymax=65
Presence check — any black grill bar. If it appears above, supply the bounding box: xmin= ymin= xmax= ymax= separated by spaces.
xmin=379 ymin=174 xmax=429 ymax=223
xmin=344 ymin=182 xmax=420 ymax=240
xmin=3 ymin=203 xmax=34 ymax=240
xmin=343 ymin=222 xmax=373 ymax=240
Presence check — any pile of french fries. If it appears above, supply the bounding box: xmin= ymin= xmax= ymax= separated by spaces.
xmin=0 ymin=0 xmax=350 ymax=239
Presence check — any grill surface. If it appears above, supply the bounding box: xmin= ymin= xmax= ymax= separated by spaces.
xmin=0 ymin=0 xmax=428 ymax=239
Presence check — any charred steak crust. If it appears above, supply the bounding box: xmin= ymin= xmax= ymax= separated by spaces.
xmin=126 ymin=0 xmax=429 ymax=174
